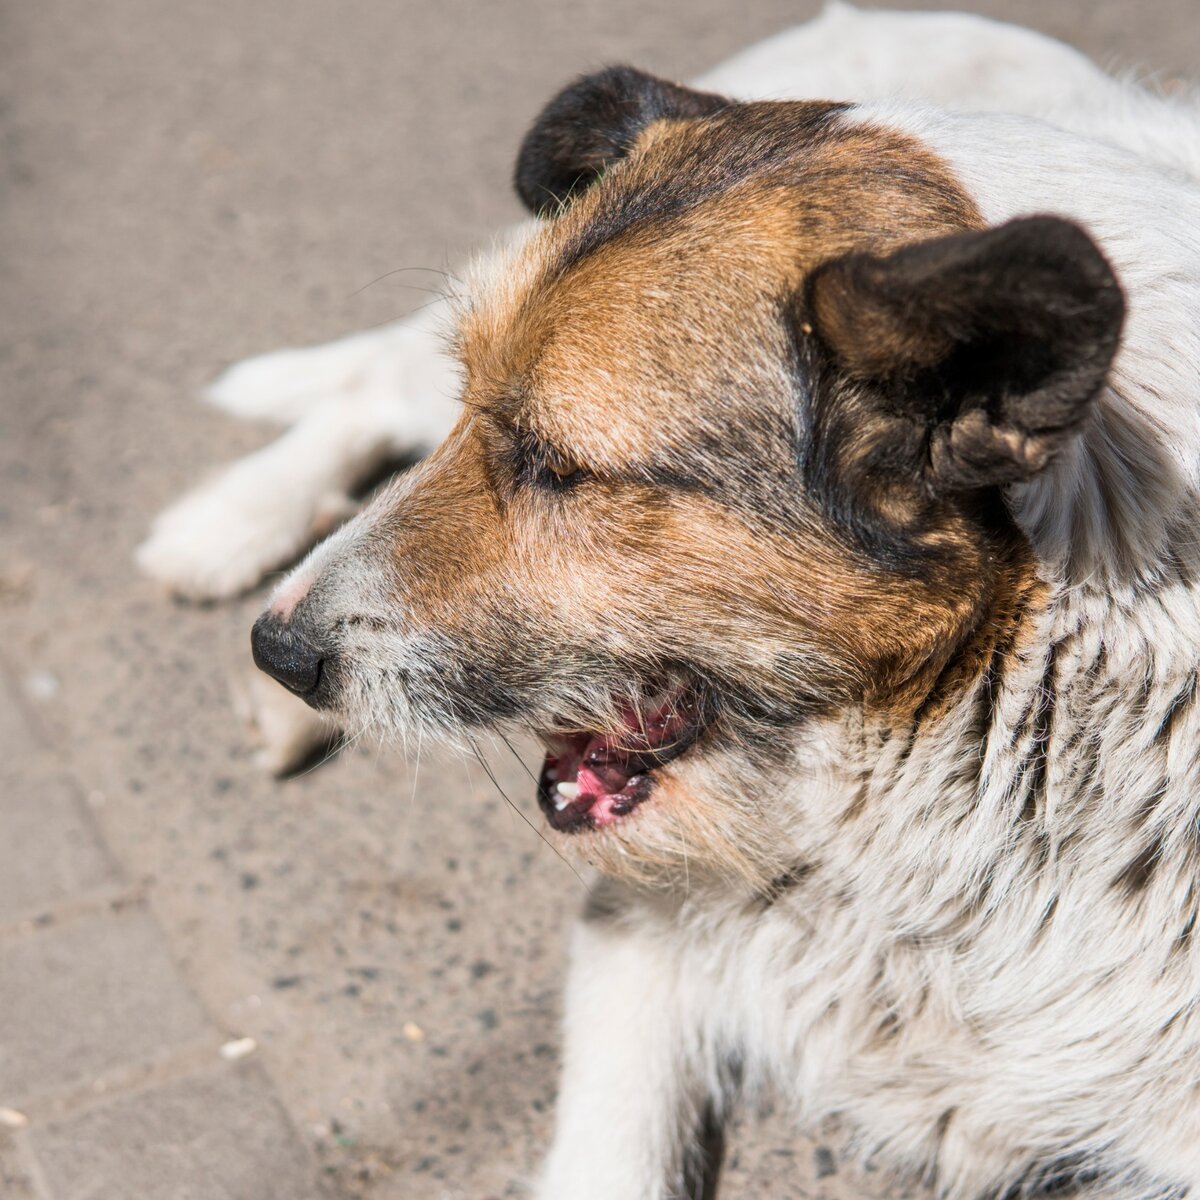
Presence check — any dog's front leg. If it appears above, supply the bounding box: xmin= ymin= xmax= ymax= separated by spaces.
xmin=137 ymin=303 xmax=462 ymax=600
xmin=140 ymin=222 xmax=540 ymax=601
xmin=536 ymin=908 xmax=725 ymax=1200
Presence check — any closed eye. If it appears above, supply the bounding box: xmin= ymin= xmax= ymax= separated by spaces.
xmin=518 ymin=429 xmax=589 ymax=491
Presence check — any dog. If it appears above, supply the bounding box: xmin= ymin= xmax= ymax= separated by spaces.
xmin=140 ymin=6 xmax=1200 ymax=1198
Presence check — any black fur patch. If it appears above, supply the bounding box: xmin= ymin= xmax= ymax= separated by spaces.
xmin=758 ymin=862 xmax=814 ymax=908
xmin=514 ymin=66 xmax=730 ymax=215
xmin=677 ymin=1100 xmax=726 ymax=1200
xmin=1112 ymin=834 xmax=1166 ymax=896
xmin=1155 ymin=673 xmax=1197 ymax=745
xmin=1017 ymin=641 xmax=1060 ymax=823
xmin=1175 ymin=892 xmax=1198 ymax=951
xmin=801 ymin=216 xmax=1125 ymax=555
xmin=993 ymin=1153 xmax=1105 ymax=1199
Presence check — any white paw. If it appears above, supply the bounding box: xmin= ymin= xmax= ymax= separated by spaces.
xmin=205 ymin=328 xmax=405 ymax=425
xmin=137 ymin=445 xmax=358 ymax=601
xmin=143 ymin=301 xmax=462 ymax=600
xmin=233 ymin=669 xmax=341 ymax=776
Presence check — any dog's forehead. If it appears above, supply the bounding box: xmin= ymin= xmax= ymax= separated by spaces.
xmin=459 ymin=106 xmax=982 ymax=455
xmin=525 ymin=192 xmax=807 ymax=457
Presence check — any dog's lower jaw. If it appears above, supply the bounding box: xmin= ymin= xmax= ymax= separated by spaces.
xmin=551 ymin=765 xmax=801 ymax=895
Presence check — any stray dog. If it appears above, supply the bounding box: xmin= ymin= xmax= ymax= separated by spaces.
xmin=141 ymin=7 xmax=1200 ymax=1197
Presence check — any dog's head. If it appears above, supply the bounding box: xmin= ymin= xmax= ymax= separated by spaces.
xmin=252 ymin=71 xmax=1123 ymax=887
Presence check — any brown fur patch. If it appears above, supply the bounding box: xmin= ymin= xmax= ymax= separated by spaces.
xmin=888 ymin=536 xmax=1047 ymax=731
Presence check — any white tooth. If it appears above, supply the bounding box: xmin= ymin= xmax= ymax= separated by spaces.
xmin=556 ymin=781 xmax=579 ymax=802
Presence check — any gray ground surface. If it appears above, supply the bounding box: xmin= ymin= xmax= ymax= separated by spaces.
xmin=3 ymin=2 xmax=1199 ymax=1197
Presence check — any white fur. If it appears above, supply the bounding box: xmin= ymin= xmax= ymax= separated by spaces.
xmin=537 ymin=917 xmax=715 ymax=1200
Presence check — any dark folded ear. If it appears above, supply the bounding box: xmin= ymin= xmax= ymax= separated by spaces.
xmin=804 ymin=215 xmax=1125 ymax=499
xmin=514 ymin=66 xmax=729 ymax=215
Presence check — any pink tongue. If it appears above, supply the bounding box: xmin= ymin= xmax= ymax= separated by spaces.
xmin=578 ymin=763 xmax=623 ymax=799
xmin=577 ymin=765 xmax=606 ymax=798
xmin=566 ymin=697 xmax=695 ymax=802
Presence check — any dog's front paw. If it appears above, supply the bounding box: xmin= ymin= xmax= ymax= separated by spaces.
xmin=141 ymin=310 xmax=461 ymax=600
xmin=205 ymin=330 xmax=395 ymax=425
xmin=137 ymin=447 xmax=358 ymax=601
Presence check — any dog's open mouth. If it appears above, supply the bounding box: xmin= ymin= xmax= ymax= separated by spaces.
xmin=536 ymin=686 xmax=709 ymax=832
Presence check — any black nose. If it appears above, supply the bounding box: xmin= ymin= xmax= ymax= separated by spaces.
xmin=251 ymin=614 xmax=325 ymax=696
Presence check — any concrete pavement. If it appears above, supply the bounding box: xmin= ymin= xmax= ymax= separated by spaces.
xmin=3 ymin=1 xmax=1199 ymax=1196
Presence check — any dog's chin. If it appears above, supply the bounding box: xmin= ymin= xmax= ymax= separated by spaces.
xmin=534 ymin=684 xmax=710 ymax=834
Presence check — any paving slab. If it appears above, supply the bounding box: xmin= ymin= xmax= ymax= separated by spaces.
xmin=0 ymin=1131 xmax=43 ymax=1200
xmin=0 ymin=773 xmax=120 ymax=924
xmin=0 ymin=671 xmax=43 ymax=769
xmin=0 ymin=908 xmax=211 ymax=1106
xmin=31 ymin=1064 xmax=326 ymax=1200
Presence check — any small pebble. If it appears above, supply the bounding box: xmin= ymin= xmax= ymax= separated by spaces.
xmin=24 ymin=670 xmax=59 ymax=700
xmin=0 ymin=1107 xmax=29 ymax=1128
xmin=402 ymin=1022 xmax=425 ymax=1041
xmin=0 ymin=562 xmax=33 ymax=598
xmin=219 ymin=1036 xmax=257 ymax=1061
